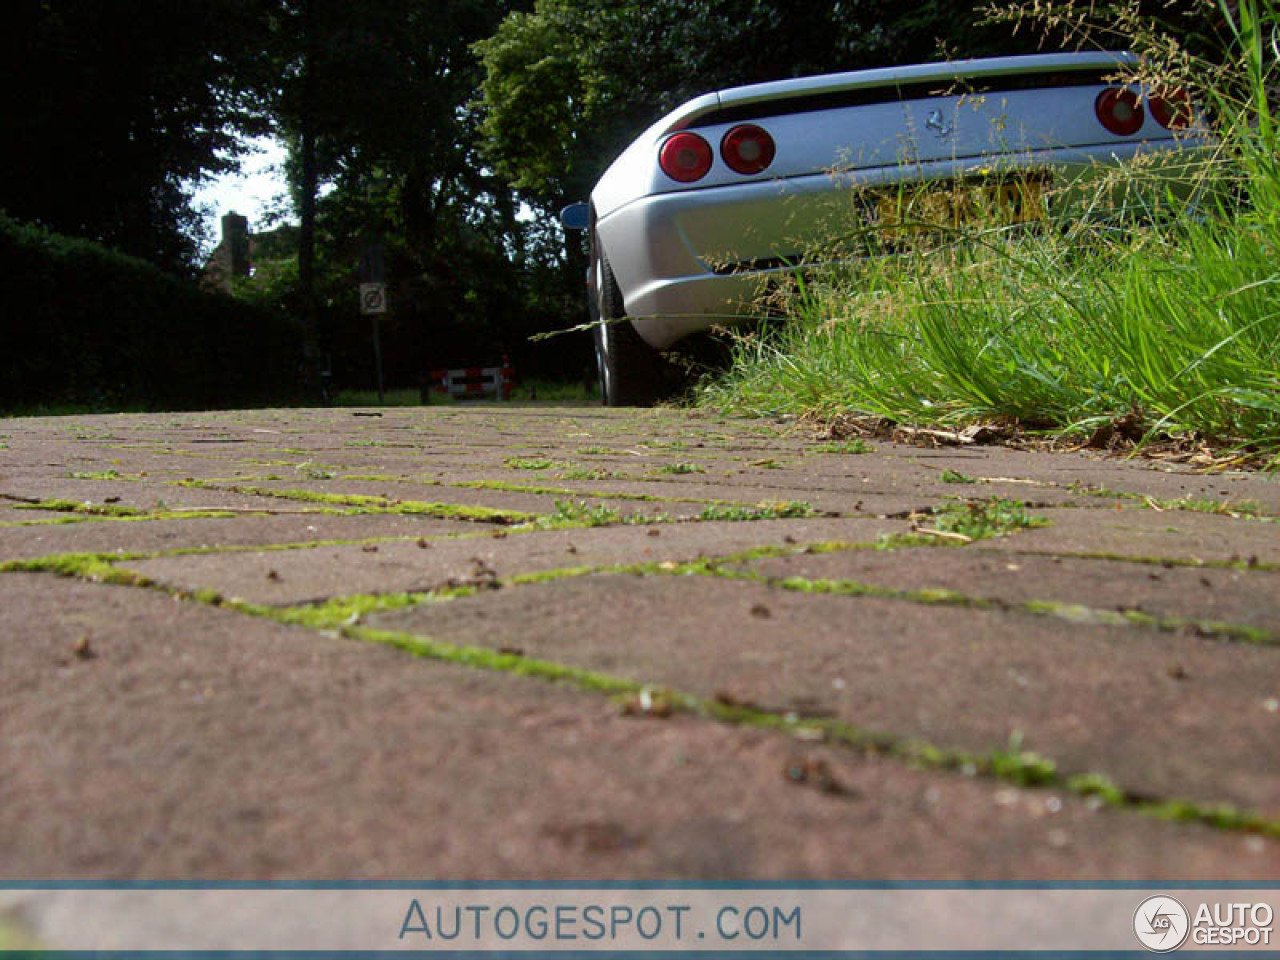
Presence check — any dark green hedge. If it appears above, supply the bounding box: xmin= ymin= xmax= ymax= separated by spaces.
xmin=1 ymin=214 xmax=306 ymax=410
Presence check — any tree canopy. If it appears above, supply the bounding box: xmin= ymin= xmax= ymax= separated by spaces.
xmin=1 ymin=0 xmax=278 ymax=271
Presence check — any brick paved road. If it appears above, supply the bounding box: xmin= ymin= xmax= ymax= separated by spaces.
xmin=2 ymin=406 xmax=1278 ymax=880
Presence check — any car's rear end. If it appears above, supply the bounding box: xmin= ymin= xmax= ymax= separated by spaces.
xmin=591 ymin=52 xmax=1201 ymax=351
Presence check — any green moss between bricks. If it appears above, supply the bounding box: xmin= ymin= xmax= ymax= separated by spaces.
xmin=237 ymin=592 xmax=441 ymax=629
xmin=1070 ymin=484 xmax=1272 ymax=521
xmin=1021 ymin=548 xmax=1280 ymax=573
xmin=15 ymin=498 xmax=147 ymax=517
xmin=698 ymin=501 xmax=817 ymax=521
xmin=263 ymin=470 xmax=735 ymax=507
xmin=503 ymin=552 xmax=1278 ymax=647
xmin=504 ymin=457 xmax=562 ymax=471
xmin=448 ymin=478 xmax=714 ymax=504
xmin=397 ymin=534 xmax=1280 ymax=649
xmin=0 ymin=514 xmax=123 ymax=528
xmin=767 ymin=573 xmax=992 ymax=610
xmin=175 ymin=479 xmax=533 ymax=524
xmin=874 ymin=531 xmax=968 ymax=551
xmin=4 ymin=542 xmax=1279 ymax=840
xmin=0 ymin=551 xmax=151 ymax=587
xmin=0 ymin=505 xmax=380 ymax=528
xmin=149 ymin=531 xmax=480 ymax=561
xmin=348 ymin=624 xmax=649 ymax=698
xmin=1116 ymin=608 xmax=1276 ymax=646
xmin=745 ymin=570 xmax=1278 ymax=647
xmin=279 ymin=609 xmax=1280 ymax=839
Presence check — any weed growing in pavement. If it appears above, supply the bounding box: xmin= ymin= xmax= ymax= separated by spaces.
xmin=504 ymin=457 xmax=562 ymax=471
xmin=698 ymin=500 xmax=816 ymax=521
xmin=939 ymin=469 xmax=979 ymax=484
xmin=69 ymin=469 xmax=122 ymax=480
xmin=294 ymin=461 xmax=335 ymax=480
xmin=526 ymin=497 xmax=817 ymax=529
xmin=559 ymin=466 xmax=623 ymax=481
xmin=1070 ymin=482 xmax=1270 ymax=519
xmin=926 ymin=498 xmax=1048 ymax=541
xmin=658 ymin=462 xmax=706 ymax=475
xmin=629 ymin=511 xmax=675 ymax=525
xmin=1159 ymin=497 xmax=1266 ymax=518
xmin=988 ymin=733 xmax=1058 ymax=787
xmin=531 ymin=499 xmax=624 ymax=528
xmin=811 ymin=439 xmax=872 ymax=454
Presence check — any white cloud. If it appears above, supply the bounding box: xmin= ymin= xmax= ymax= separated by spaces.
xmin=191 ymin=136 xmax=291 ymax=246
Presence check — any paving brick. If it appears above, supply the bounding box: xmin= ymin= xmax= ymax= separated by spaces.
xmin=975 ymin=507 xmax=1280 ymax=566
xmin=747 ymin=546 xmax=1280 ymax=634
xmin=369 ymin=574 xmax=1280 ymax=818
xmin=125 ymin=518 xmax=906 ymax=606
xmin=3 ymin=575 xmax=1274 ymax=880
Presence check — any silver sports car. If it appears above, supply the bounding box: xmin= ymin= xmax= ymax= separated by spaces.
xmin=567 ymin=52 xmax=1197 ymax=405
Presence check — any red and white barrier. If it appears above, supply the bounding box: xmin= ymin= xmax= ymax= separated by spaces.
xmin=429 ymin=357 xmax=515 ymax=400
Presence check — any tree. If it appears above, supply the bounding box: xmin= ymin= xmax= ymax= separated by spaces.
xmin=0 ymin=0 xmax=278 ymax=272
xmin=262 ymin=0 xmax=546 ymax=385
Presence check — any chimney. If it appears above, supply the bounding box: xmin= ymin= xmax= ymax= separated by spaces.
xmin=221 ymin=212 xmax=250 ymax=277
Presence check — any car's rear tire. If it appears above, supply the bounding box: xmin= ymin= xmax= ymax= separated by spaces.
xmin=593 ymin=253 xmax=667 ymax=407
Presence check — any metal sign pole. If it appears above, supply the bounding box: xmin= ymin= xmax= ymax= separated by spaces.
xmin=359 ymin=237 xmax=388 ymax=405
xmin=359 ymin=281 xmax=389 ymax=404
xmin=372 ymin=314 xmax=385 ymax=404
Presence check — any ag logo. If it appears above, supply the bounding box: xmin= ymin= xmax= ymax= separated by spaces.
xmin=1134 ymin=896 xmax=1190 ymax=952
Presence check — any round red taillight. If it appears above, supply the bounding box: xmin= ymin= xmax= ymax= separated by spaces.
xmin=1095 ymin=87 xmax=1144 ymax=136
xmin=720 ymin=124 xmax=776 ymax=176
xmin=659 ymin=132 xmax=713 ymax=183
xmin=1149 ymin=88 xmax=1192 ymax=130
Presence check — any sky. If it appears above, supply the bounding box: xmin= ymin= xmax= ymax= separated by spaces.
xmin=190 ymin=136 xmax=291 ymax=251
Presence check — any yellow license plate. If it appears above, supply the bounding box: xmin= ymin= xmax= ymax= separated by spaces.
xmin=873 ymin=178 xmax=1047 ymax=238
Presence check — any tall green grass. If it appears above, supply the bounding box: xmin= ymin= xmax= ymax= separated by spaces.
xmin=699 ymin=0 xmax=1280 ymax=462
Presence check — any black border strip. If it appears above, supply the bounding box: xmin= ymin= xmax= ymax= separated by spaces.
xmin=685 ymin=69 xmax=1114 ymax=129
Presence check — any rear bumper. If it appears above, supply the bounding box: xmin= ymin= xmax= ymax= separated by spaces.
xmin=596 ymin=140 xmax=1201 ymax=350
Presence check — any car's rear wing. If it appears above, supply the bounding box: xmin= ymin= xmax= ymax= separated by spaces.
xmin=662 ymin=52 xmax=1136 ymax=133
